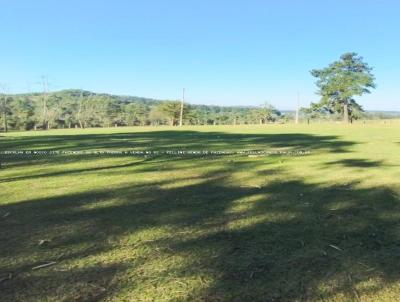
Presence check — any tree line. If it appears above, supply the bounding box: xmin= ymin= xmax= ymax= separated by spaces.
xmin=0 ymin=89 xmax=284 ymax=131
xmin=2 ymin=52 xmax=397 ymax=131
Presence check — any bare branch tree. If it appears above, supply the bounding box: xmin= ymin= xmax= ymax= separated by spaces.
xmin=0 ymin=83 xmax=9 ymax=132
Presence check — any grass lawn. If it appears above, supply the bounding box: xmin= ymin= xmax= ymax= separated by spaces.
xmin=1 ymin=122 xmax=400 ymax=301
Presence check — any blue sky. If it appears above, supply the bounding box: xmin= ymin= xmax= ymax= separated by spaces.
xmin=1 ymin=0 xmax=399 ymax=110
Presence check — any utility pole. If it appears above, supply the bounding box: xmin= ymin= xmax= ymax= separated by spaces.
xmin=2 ymin=95 xmax=6 ymax=132
xmin=77 ymin=89 xmax=84 ymax=128
xmin=295 ymin=91 xmax=300 ymax=124
xmin=41 ymin=76 xmax=49 ymax=130
xmin=179 ymin=88 xmax=185 ymax=127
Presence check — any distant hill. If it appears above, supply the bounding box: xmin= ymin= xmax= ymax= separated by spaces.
xmin=9 ymin=90 xmax=400 ymax=115
xmin=12 ymin=89 xmax=162 ymax=106
xmin=366 ymin=110 xmax=400 ymax=117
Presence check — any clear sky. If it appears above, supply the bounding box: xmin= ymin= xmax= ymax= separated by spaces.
xmin=1 ymin=0 xmax=399 ymax=110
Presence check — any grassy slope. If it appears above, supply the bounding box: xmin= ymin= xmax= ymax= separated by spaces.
xmin=1 ymin=123 xmax=400 ymax=301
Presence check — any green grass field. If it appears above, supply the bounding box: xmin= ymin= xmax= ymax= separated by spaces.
xmin=1 ymin=123 xmax=400 ymax=301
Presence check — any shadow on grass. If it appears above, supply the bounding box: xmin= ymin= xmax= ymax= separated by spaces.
xmin=0 ymin=158 xmax=148 ymax=183
xmin=0 ymin=130 xmax=356 ymax=153
xmin=2 ymin=132 xmax=399 ymax=301
xmin=0 ymin=129 xmax=357 ymax=189
xmin=1 ymin=168 xmax=400 ymax=301
xmin=0 ymin=130 xmax=356 ymax=184
xmin=327 ymin=159 xmax=386 ymax=168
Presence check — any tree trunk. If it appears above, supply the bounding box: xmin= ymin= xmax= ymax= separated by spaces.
xmin=2 ymin=96 xmax=7 ymax=132
xmin=343 ymin=102 xmax=349 ymax=123
xmin=2 ymin=112 xmax=7 ymax=132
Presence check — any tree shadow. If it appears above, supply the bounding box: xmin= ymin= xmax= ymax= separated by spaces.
xmin=0 ymin=158 xmax=147 ymax=183
xmin=170 ymin=182 xmax=400 ymax=301
xmin=326 ymin=159 xmax=386 ymax=168
xmin=0 ymin=130 xmax=356 ymax=153
xmin=2 ymin=132 xmax=398 ymax=301
xmin=0 ymin=130 xmax=357 ymax=186
xmin=2 ymin=167 xmax=400 ymax=301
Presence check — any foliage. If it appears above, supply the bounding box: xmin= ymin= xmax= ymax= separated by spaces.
xmin=0 ymin=90 xmax=284 ymax=131
xmin=254 ymin=102 xmax=281 ymax=124
xmin=310 ymin=52 xmax=375 ymax=122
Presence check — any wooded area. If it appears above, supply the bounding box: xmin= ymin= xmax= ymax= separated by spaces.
xmin=0 ymin=89 xmax=285 ymax=131
xmin=1 ymin=86 xmax=398 ymax=132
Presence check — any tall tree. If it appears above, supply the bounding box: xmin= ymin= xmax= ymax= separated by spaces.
xmin=9 ymin=96 xmax=35 ymax=130
xmin=311 ymin=52 xmax=375 ymax=123
xmin=0 ymin=84 xmax=9 ymax=132
xmin=46 ymin=95 xmax=63 ymax=129
xmin=156 ymin=101 xmax=183 ymax=126
xmin=1 ymin=94 xmax=8 ymax=132
xmin=122 ymin=103 xmax=147 ymax=126
xmin=255 ymin=102 xmax=280 ymax=124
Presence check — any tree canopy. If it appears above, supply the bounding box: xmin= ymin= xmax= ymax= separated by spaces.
xmin=0 ymin=90 xmax=284 ymax=131
xmin=310 ymin=52 xmax=376 ymax=122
